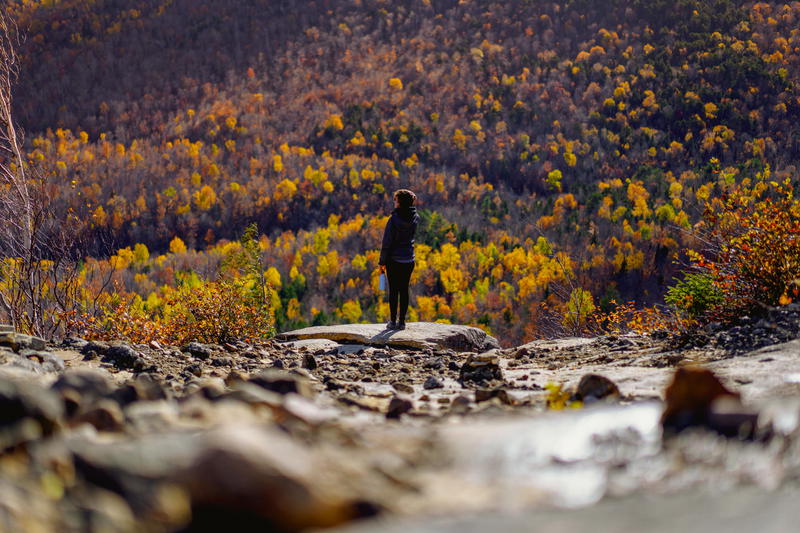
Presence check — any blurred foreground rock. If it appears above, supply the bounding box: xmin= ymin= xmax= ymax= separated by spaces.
xmin=0 ymin=326 xmax=799 ymax=531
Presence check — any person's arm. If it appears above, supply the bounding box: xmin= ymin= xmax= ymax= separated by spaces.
xmin=379 ymin=216 xmax=394 ymax=268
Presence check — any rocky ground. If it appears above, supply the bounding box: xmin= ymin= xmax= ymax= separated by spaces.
xmin=2 ymin=311 xmax=800 ymax=532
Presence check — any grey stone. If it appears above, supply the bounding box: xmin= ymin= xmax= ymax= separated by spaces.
xmin=391 ymin=382 xmax=414 ymax=394
xmin=279 ymin=322 xmax=500 ymax=353
xmin=17 ymin=334 xmax=47 ymax=351
xmin=104 ymin=344 xmax=147 ymax=371
xmin=249 ymin=369 xmax=312 ymax=397
xmin=281 ymin=338 xmax=341 ymax=352
xmin=423 ymin=376 xmax=444 ymax=390
xmin=0 ymin=376 xmax=63 ymax=443
xmin=81 ymin=340 xmax=109 ymax=355
xmin=459 ymin=352 xmax=503 ymax=386
xmin=0 ymin=332 xmax=47 ymax=352
xmin=19 ymin=350 xmax=65 ymax=372
xmin=52 ymin=368 xmax=115 ymax=399
xmin=182 ymin=342 xmax=213 ymax=360
xmin=0 ymin=350 xmax=46 ymax=373
xmin=74 ymin=399 xmax=125 ymax=432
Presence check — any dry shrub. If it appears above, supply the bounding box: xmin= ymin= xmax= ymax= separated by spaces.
xmin=72 ymin=278 xmax=274 ymax=345
xmin=683 ymin=175 xmax=800 ymax=320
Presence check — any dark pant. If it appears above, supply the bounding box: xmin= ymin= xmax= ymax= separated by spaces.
xmin=386 ymin=260 xmax=415 ymax=323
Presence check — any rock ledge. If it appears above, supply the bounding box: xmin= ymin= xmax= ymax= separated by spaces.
xmin=278 ymin=322 xmax=500 ymax=353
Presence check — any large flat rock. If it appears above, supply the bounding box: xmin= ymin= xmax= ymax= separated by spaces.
xmin=278 ymin=322 xmax=500 ymax=353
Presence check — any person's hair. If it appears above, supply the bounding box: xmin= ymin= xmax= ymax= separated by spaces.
xmin=394 ymin=189 xmax=416 ymax=208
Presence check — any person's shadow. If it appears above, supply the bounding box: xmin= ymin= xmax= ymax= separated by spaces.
xmin=371 ymin=325 xmax=401 ymax=343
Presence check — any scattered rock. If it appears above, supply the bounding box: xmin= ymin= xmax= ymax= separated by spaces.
xmin=386 ymin=396 xmax=413 ymax=419
xmin=459 ymin=352 xmax=503 ymax=386
xmin=182 ymin=342 xmax=213 ymax=360
xmin=250 ymin=369 xmax=312 ymax=397
xmin=573 ymin=374 xmax=620 ymax=403
xmin=184 ymin=364 xmax=204 ymax=377
xmin=340 ymin=394 xmax=389 ymax=412
xmin=0 ymin=376 xmax=63 ymax=447
xmin=475 ymin=388 xmax=513 ymax=405
xmin=423 ymin=376 xmax=444 ymax=390
xmin=81 ymin=340 xmax=110 ymax=357
xmin=211 ymin=356 xmax=233 ymax=367
xmin=20 ymin=350 xmax=65 ymax=372
xmin=449 ymin=395 xmax=472 ymax=414
xmin=52 ymin=368 xmax=115 ymax=401
xmin=391 ymin=382 xmax=414 ymax=394
xmin=74 ymin=399 xmax=125 ymax=432
xmin=0 ymin=332 xmax=47 ymax=352
xmin=661 ymin=367 xmax=759 ymax=438
xmin=177 ymin=426 xmax=378 ymax=530
xmin=104 ymin=344 xmax=142 ymax=370
xmin=302 ymin=352 xmax=317 ymax=370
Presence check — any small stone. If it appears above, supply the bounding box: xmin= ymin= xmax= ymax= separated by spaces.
xmin=324 ymin=377 xmax=344 ymax=391
xmin=225 ymin=370 xmax=249 ymax=386
xmin=423 ymin=376 xmax=444 ymax=390
xmin=573 ymin=374 xmax=620 ymax=403
xmin=182 ymin=342 xmax=213 ymax=360
xmin=0 ymin=377 xmax=64 ymax=442
xmin=661 ymin=367 xmax=756 ymax=438
xmin=184 ymin=364 xmax=204 ymax=377
xmin=475 ymin=388 xmax=511 ymax=404
xmin=459 ymin=352 xmax=503 ymax=386
xmin=449 ymin=395 xmax=471 ymax=414
xmin=211 ymin=357 xmax=233 ymax=367
xmin=81 ymin=340 xmax=109 ymax=356
xmin=186 ymin=378 xmax=227 ymax=400
xmin=302 ymin=353 xmax=317 ymax=370
xmin=386 ymin=396 xmax=413 ymax=419
xmin=17 ymin=334 xmax=47 ymax=352
xmin=74 ymin=399 xmax=125 ymax=432
xmin=250 ymin=369 xmax=311 ymax=397
xmin=391 ymin=382 xmax=414 ymax=394
xmin=104 ymin=344 xmax=141 ymax=370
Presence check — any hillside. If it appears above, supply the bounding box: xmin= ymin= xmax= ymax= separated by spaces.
xmin=5 ymin=0 xmax=800 ymax=344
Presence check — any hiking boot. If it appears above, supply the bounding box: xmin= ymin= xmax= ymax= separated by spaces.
xmin=397 ymin=322 xmax=406 ymax=330
xmin=386 ymin=320 xmax=398 ymax=330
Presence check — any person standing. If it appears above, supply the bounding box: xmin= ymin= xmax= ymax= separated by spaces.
xmin=379 ymin=189 xmax=419 ymax=330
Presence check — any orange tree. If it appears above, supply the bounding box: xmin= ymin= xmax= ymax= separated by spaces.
xmin=672 ymin=174 xmax=800 ymax=321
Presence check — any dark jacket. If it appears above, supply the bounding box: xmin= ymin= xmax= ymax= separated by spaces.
xmin=379 ymin=207 xmax=419 ymax=265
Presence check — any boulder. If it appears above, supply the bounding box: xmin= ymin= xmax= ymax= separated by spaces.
xmin=0 ymin=332 xmax=47 ymax=352
xmin=278 ymin=322 xmax=499 ymax=353
xmin=67 ymin=425 xmax=376 ymax=531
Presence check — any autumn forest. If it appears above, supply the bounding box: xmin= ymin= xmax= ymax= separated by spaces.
xmin=3 ymin=0 xmax=800 ymax=346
